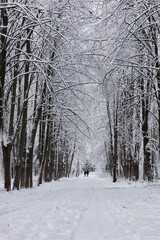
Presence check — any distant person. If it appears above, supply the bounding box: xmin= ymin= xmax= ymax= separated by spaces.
xmin=86 ymin=170 xmax=89 ymax=177
xmin=84 ymin=171 xmax=87 ymax=177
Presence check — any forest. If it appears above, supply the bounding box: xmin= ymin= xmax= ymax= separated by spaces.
xmin=0 ymin=0 xmax=160 ymax=191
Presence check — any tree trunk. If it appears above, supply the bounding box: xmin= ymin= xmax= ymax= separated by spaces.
xmin=113 ymin=97 xmax=118 ymax=183
xmin=38 ymin=119 xmax=50 ymax=186
xmin=154 ymin=38 xmax=160 ymax=169
xmin=141 ymin=79 xmax=152 ymax=181
xmin=25 ymin=82 xmax=46 ymax=188
xmin=68 ymin=138 xmax=76 ymax=177
xmin=106 ymin=100 xmax=114 ymax=175
xmin=2 ymin=143 xmax=11 ymax=191
xmin=0 ymin=6 xmax=8 ymax=130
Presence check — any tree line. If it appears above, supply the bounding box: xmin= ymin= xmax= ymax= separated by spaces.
xmin=0 ymin=0 xmax=92 ymax=191
xmin=101 ymin=0 xmax=160 ymax=182
xmin=1 ymin=0 xmax=160 ymax=191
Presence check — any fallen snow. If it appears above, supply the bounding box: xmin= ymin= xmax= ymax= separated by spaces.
xmin=0 ymin=173 xmax=160 ymax=240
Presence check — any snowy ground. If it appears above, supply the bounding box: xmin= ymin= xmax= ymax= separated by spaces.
xmin=0 ymin=173 xmax=160 ymax=240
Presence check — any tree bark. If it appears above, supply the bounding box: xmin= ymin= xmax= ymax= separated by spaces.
xmin=68 ymin=138 xmax=76 ymax=177
xmin=2 ymin=143 xmax=11 ymax=191
xmin=141 ymin=79 xmax=152 ymax=181
xmin=0 ymin=6 xmax=8 ymax=130
xmin=113 ymin=97 xmax=118 ymax=183
xmin=13 ymin=51 xmax=30 ymax=189
xmin=0 ymin=4 xmax=12 ymax=191
xmin=38 ymin=122 xmax=50 ymax=186
xmin=106 ymin=100 xmax=114 ymax=175
xmin=25 ymin=82 xmax=46 ymax=188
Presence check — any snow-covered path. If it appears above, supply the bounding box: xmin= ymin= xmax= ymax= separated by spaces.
xmin=0 ymin=173 xmax=160 ymax=240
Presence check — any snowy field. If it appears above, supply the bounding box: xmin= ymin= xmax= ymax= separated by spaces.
xmin=0 ymin=173 xmax=160 ymax=240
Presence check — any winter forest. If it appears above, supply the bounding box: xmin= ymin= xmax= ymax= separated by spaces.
xmin=1 ymin=0 xmax=160 ymax=192
xmin=1 ymin=1 xmax=160 ymax=239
